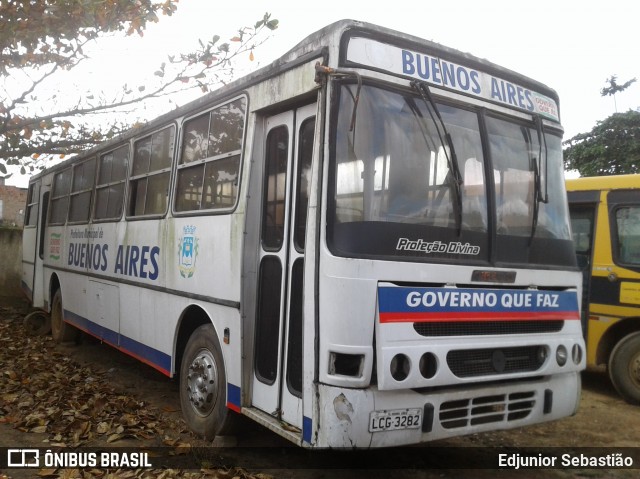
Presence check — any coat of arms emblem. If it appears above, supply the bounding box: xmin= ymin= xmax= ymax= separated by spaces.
xmin=178 ymin=225 xmax=198 ymax=278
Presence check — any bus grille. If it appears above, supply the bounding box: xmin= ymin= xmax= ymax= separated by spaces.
xmin=447 ymin=346 xmax=545 ymax=378
xmin=439 ymin=391 xmax=535 ymax=429
xmin=413 ymin=320 xmax=563 ymax=337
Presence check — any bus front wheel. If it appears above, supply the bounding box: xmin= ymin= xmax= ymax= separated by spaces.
xmin=180 ymin=324 xmax=238 ymax=440
xmin=609 ymin=332 xmax=640 ymax=405
xmin=50 ymin=290 xmax=78 ymax=343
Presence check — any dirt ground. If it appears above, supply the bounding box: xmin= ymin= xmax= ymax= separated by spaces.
xmin=1 ymin=297 xmax=640 ymax=479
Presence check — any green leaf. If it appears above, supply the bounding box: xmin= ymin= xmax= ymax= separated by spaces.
xmin=0 ymin=163 xmax=7 ymax=174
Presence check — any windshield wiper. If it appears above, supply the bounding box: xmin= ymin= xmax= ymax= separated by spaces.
xmin=534 ymin=115 xmax=548 ymax=204
xmin=410 ymin=80 xmax=463 ymax=235
xmin=528 ymin=115 xmax=549 ymax=245
xmin=529 ymin=115 xmax=549 ymax=246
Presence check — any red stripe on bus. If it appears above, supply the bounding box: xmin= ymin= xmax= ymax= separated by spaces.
xmin=379 ymin=311 xmax=580 ymax=323
xmin=64 ymin=321 xmax=172 ymax=377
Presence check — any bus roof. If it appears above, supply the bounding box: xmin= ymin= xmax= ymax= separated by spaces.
xmin=566 ymin=174 xmax=640 ymax=192
xmin=27 ymin=19 xmax=560 ymax=183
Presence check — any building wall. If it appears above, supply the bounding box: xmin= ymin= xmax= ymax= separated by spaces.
xmin=0 ymin=183 xmax=28 ymax=227
xmin=0 ymin=227 xmax=23 ymax=297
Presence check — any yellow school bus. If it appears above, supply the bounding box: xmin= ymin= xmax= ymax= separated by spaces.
xmin=567 ymin=174 xmax=640 ymax=404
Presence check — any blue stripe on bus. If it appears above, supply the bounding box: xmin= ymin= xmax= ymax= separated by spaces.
xmin=64 ymin=309 xmax=90 ymax=330
xmin=63 ymin=308 xmax=172 ymax=376
xmin=119 ymin=335 xmax=172 ymax=374
xmin=227 ymin=383 xmax=241 ymax=412
xmin=303 ymin=416 xmax=313 ymax=444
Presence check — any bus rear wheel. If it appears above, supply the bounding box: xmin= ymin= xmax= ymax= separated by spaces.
xmin=609 ymin=332 xmax=640 ymax=405
xmin=180 ymin=324 xmax=238 ymax=440
xmin=50 ymin=290 xmax=78 ymax=343
xmin=23 ymin=310 xmax=51 ymax=336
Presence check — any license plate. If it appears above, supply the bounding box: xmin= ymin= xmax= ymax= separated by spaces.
xmin=369 ymin=408 xmax=422 ymax=432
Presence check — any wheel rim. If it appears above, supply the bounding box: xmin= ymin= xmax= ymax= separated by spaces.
xmin=186 ymin=348 xmax=219 ymax=416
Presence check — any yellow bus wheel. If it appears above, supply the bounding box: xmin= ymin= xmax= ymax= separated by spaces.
xmin=609 ymin=332 xmax=640 ymax=405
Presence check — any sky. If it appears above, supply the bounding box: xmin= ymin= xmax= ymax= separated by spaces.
xmin=5 ymin=0 xmax=639 ymax=187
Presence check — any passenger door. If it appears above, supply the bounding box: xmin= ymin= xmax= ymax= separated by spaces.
xmin=568 ymin=200 xmax=597 ymax=335
xmin=21 ymin=181 xmax=43 ymax=305
xmin=606 ymin=191 xmax=640 ymax=306
xmin=251 ymin=104 xmax=316 ymax=428
xmin=25 ymin=182 xmax=50 ymax=308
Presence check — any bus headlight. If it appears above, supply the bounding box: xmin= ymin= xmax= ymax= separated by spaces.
xmin=390 ymin=354 xmax=411 ymax=381
xmin=572 ymin=344 xmax=583 ymax=365
xmin=419 ymin=352 xmax=437 ymax=379
xmin=556 ymin=345 xmax=568 ymax=366
xmin=537 ymin=346 xmax=548 ymax=365
xmin=329 ymin=352 xmax=364 ymax=378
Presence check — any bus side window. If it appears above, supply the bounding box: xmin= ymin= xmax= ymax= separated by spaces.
xmin=569 ymin=205 xmax=595 ymax=270
xmin=49 ymin=168 xmax=72 ymax=225
xmin=293 ymin=118 xmax=315 ymax=251
xmin=175 ymin=98 xmax=246 ymax=213
xmin=261 ymin=126 xmax=289 ymax=250
xmin=39 ymin=192 xmax=49 ymax=260
xmin=129 ymin=126 xmax=175 ymax=217
xmin=615 ymin=206 xmax=640 ymax=266
xmin=68 ymin=157 xmax=96 ymax=223
xmin=25 ymin=182 xmax=40 ymax=227
xmin=94 ymin=145 xmax=129 ymax=221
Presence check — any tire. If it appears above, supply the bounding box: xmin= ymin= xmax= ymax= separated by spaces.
xmin=50 ymin=290 xmax=78 ymax=343
xmin=23 ymin=311 xmax=51 ymax=336
xmin=180 ymin=324 xmax=238 ymax=440
xmin=609 ymin=332 xmax=640 ymax=405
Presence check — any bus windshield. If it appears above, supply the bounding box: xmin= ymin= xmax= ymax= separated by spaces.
xmin=328 ymin=83 xmax=573 ymax=267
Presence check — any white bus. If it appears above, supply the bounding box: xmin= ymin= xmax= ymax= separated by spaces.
xmin=22 ymin=20 xmax=585 ymax=448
